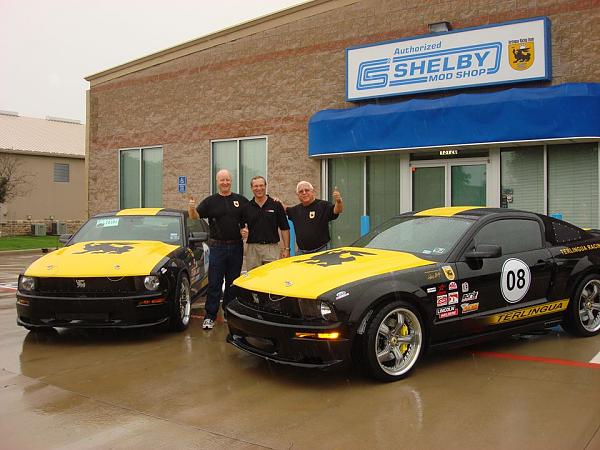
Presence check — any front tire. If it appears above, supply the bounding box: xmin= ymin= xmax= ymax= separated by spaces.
xmin=361 ymin=300 xmax=424 ymax=382
xmin=169 ymin=274 xmax=191 ymax=332
xmin=562 ymin=274 xmax=600 ymax=337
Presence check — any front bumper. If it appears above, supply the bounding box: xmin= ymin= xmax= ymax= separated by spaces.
xmin=226 ymin=299 xmax=353 ymax=369
xmin=16 ymin=291 xmax=170 ymax=329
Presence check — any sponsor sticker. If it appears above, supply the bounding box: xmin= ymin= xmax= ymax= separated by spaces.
xmin=462 ymin=291 xmax=479 ymax=302
xmin=437 ymin=283 xmax=447 ymax=294
xmin=442 ymin=265 xmax=455 ymax=281
xmin=448 ymin=292 xmax=459 ymax=305
xmin=449 ymin=281 xmax=458 ymax=290
xmin=437 ymin=294 xmax=448 ymax=307
xmin=96 ymin=218 xmax=119 ymax=227
xmin=427 ymin=287 xmax=436 ymax=294
xmin=437 ymin=305 xmax=456 ymax=315
xmin=559 ymin=242 xmax=600 ymax=255
xmin=462 ymin=282 xmax=469 ymax=292
xmin=335 ymin=290 xmax=350 ymax=300
xmin=487 ymin=299 xmax=569 ymax=324
xmin=425 ymin=270 xmax=442 ymax=281
xmin=461 ymin=302 xmax=479 ymax=313
xmin=437 ymin=305 xmax=458 ymax=319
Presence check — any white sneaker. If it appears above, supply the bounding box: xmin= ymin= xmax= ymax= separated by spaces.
xmin=202 ymin=318 xmax=215 ymax=330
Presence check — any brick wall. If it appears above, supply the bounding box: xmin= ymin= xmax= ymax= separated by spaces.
xmin=88 ymin=0 xmax=600 ymax=214
xmin=0 ymin=220 xmax=84 ymax=237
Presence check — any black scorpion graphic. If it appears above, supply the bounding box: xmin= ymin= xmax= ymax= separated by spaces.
xmin=74 ymin=243 xmax=135 ymax=254
xmin=294 ymin=249 xmax=376 ymax=267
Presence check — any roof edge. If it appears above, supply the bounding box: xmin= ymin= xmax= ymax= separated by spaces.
xmin=0 ymin=148 xmax=85 ymax=159
xmin=86 ymin=0 xmax=358 ymax=87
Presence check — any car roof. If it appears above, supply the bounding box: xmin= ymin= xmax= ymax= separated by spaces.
xmin=412 ymin=206 xmax=540 ymax=220
xmin=91 ymin=208 xmax=186 ymax=218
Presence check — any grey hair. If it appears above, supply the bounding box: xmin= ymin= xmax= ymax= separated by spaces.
xmin=296 ymin=181 xmax=314 ymax=193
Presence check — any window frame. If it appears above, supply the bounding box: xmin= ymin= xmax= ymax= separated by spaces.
xmin=53 ymin=162 xmax=70 ymax=183
xmin=117 ymin=146 xmax=163 ymax=209
xmin=210 ymin=136 xmax=268 ymax=196
xmin=465 ymin=217 xmax=545 ymax=257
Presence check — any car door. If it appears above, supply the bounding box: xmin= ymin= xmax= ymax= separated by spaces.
xmin=451 ymin=217 xmax=553 ymax=335
xmin=185 ymin=216 xmax=210 ymax=295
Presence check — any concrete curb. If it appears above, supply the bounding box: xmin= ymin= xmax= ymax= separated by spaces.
xmin=0 ymin=248 xmax=57 ymax=256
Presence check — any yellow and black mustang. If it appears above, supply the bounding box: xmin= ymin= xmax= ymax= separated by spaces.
xmin=226 ymin=207 xmax=600 ymax=381
xmin=16 ymin=208 xmax=209 ymax=331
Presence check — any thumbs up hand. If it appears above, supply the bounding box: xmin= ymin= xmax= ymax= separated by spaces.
xmin=241 ymin=225 xmax=249 ymax=240
xmin=332 ymin=186 xmax=342 ymax=203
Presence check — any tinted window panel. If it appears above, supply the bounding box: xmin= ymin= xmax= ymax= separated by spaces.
xmin=473 ymin=219 xmax=542 ymax=254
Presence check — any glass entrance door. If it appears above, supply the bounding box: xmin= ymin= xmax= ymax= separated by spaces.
xmin=412 ymin=160 xmax=487 ymax=210
xmin=413 ymin=166 xmax=445 ymax=211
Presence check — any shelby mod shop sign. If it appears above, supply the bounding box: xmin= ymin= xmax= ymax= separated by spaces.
xmin=346 ymin=17 xmax=551 ymax=101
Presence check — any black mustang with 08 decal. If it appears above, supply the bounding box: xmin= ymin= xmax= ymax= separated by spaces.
xmin=226 ymin=207 xmax=600 ymax=381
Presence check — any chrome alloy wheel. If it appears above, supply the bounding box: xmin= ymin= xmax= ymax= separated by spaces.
xmin=375 ymin=307 xmax=422 ymax=377
xmin=178 ymin=278 xmax=191 ymax=326
xmin=578 ymin=279 xmax=600 ymax=333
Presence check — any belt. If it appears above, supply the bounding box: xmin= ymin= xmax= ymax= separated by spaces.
xmin=208 ymin=239 xmax=242 ymax=245
xmin=248 ymin=241 xmax=278 ymax=245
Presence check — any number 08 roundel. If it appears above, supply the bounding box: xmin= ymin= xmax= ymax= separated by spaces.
xmin=501 ymin=258 xmax=531 ymax=303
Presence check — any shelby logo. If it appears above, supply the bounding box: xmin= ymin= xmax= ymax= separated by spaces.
xmin=509 ymin=38 xmax=534 ymax=71
xmin=356 ymin=42 xmax=501 ymax=91
xmin=295 ymin=249 xmax=376 ymax=267
xmin=75 ymin=243 xmax=135 ymax=254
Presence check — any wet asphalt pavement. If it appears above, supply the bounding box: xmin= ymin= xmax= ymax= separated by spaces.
xmin=1 ymin=250 xmax=599 ymax=449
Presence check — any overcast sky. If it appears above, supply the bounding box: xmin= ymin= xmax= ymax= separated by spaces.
xmin=0 ymin=0 xmax=304 ymax=123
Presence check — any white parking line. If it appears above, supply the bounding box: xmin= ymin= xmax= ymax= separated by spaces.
xmin=0 ymin=282 xmax=17 ymax=292
xmin=591 ymin=351 xmax=600 ymax=364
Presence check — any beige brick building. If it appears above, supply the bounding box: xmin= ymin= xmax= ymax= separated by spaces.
xmin=86 ymin=0 xmax=600 ymax=247
xmin=0 ymin=112 xmax=86 ymax=236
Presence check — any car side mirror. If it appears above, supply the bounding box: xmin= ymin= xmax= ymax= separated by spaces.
xmin=58 ymin=234 xmax=72 ymax=244
xmin=465 ymin=244 xmax=502 ymax=259
xmin=189 ymin=231 xmax=209 ymax=246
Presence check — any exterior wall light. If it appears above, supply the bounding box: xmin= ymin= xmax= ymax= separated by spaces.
xmin=428 ymin=21 xmax=451 ymax=33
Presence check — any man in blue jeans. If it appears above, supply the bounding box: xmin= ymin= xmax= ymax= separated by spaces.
xmin=188 ymin=169 xmax=248 ymax=329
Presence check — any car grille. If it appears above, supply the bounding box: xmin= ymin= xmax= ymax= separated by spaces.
xmin=35 ymin=277 xmax=139 ymax=297
xmin=236 ymin=289 xmax=320 ymax=320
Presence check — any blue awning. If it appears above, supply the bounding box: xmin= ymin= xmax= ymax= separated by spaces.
xmin=308 ymin=83 xmax=600 ymax=157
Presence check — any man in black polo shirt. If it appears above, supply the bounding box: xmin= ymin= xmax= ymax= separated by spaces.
xmin=188 ymin=169 xmax=248 ymax=329
xmin=287 ymin=180 xmax=343 ymax=255
xmin=241 ymin=176 xmax=290 ymax=271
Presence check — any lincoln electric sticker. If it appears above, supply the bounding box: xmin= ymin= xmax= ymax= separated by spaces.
xmin=346 ymin=17 xmax=550 ymax=100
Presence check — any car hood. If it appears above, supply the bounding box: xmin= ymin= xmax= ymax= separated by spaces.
xmin=233 ymin=246 xmax=435 ymax=299
xmin=24 ymin=241 xmax=179 ymax=278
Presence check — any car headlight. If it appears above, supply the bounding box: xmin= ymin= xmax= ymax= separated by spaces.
xmin=319 ymin=301 xmax=337 ymax=321
xmin=143 ymin=275 xmax=160 ymax=291
xmin=19 ymin=275 xmax=36 ymax=292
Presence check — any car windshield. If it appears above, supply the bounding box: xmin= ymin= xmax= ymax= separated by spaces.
xmin=353 ymin=215 xmax=474 ymax=258
xmin=70 ymin=215 xmax=183 ymax=245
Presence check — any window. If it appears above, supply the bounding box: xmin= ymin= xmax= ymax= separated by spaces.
xmin=500 ymin=146 xmax=544 ymax=213
xmin=500 ymin=143 xmax=599 ymax=228
xmin=329 ymin=157 xmax=365 ymax=247
xmin=548 ymin=143 xmax=598 ymax=228
xmin=472 ymin=219 xmax=543 ymax=255
xmin=211 ymin=137 xmax=266 ymax=199
xmin=53 ymin=163 xmax=69 ymax=182
xmin=119 ymin=147 xmax=163 ymax=208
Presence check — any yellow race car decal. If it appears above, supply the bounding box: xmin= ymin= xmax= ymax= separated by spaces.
xmin=415 ymin=206 xmax=478 ymax=217
xmin=24 ymin=240 xmax=179 ymax=278
xmin=234 ymin=247 xmax=435 ymax=299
